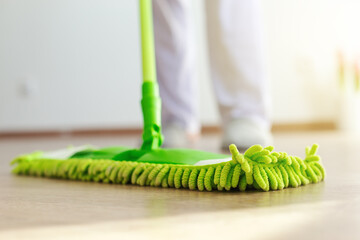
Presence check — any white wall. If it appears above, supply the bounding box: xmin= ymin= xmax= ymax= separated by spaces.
xmin=1 ymin=0 xmax=360 ymax=132
xmin=0 ymin=0 xmax=143 ymax=132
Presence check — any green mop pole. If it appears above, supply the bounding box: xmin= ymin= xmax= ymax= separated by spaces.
xmin=139 ymin=0 xmax=163 ymax=150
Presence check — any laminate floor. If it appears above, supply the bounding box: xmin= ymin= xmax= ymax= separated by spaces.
xmin=1 ymin=131 xmax=359 ymax=239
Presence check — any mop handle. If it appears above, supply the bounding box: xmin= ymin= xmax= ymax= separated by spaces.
xmin=139 ymin=0 xmax=163 ymax=150
xmin=139 ymin=0 xmax=156 ymax=83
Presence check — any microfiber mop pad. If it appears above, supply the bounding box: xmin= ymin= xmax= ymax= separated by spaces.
xmin=11 ymin=143 xmax=325 ymax=192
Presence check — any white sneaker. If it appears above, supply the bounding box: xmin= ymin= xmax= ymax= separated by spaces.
xmin=222 ymin=118 xmax=272 ymax=150
xmin=162 ymin=123 xmax=200 ymax=148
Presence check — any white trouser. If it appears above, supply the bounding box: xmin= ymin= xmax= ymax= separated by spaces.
xmin=153 ymin=0 xmax=270 ymax=134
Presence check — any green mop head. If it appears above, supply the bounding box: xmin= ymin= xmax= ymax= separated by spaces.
xmin=10 ymin=143 xmax=325 ymax=192
xmin=10 ymin=0 xmax=326 ymax=192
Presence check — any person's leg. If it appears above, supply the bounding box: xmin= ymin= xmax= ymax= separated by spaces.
xmin=205 ymin=0 xmax=272 ymax=149
xmin=153 ymin=0 xmax=199 ymax=147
